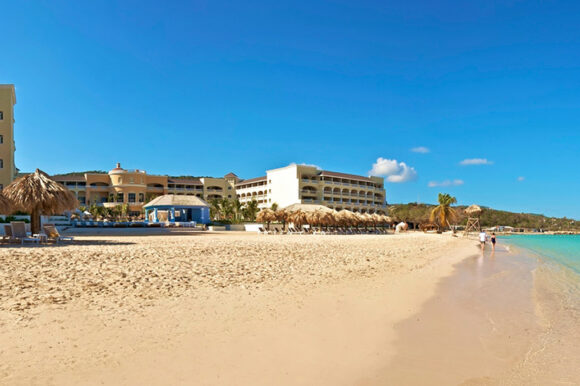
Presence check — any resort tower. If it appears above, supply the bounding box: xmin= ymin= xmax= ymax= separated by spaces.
xmin=0 ymin=85 xmax=16 ymax=190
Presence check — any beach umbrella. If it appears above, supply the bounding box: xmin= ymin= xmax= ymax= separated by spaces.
xmin=362 ymin=213 xmax=373 ymax=226
xmin=336 ymin=210 xmax=355 ymax=226
xmin=308 ymin=209 xmax=328 ymax=227
xmin=288 ymin=209 xmax=308 ymax=227
xmin=370 ymin=213 xmax=382 ymax=229
xmin=3 ymin=169 xmax=79 ymax=234
xmin=256 ymin=208 xmax=277 ymax=229
xmin=0 ymin=192 xmax=14 ymax=215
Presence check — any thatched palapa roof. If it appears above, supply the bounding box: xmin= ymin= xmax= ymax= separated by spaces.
xmin=3 ymin=169 xmax=79 ymax=215
xmin=0 ymin=193 xmax=14 ymax=214
xmin=282 ymin=203 xmax=335 ymax=213
xmin=465 ymin=204 xmax=483 ymax=216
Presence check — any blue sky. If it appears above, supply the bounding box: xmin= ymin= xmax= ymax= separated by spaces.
xmin=1 ymin=1 xmax=579 ymax=218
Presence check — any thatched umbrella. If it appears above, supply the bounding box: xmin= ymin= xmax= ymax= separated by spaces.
xmin=370 ymin=213 xmax=382 ymax=229
xmin=381 ymin=215 xmax=393 ymax=227
xmin=465 ymin=204 xmax=482 ymax=217
xmin=3 ymin=169 xmax=79 ymax=234
xmin=0 ymin=192 xmax=14 ymax=215
xmin=256 ymin=208 xmax=277 ymax=230
xmin=274 ymin=209 xmax=288 ymax=230
xmin=288 ymin=209 xmax=308 ymax=228
xmin=336 ymin=210 xmax=355 ymax=227
xmin=308 ymin=209 xmax=327 ymax=228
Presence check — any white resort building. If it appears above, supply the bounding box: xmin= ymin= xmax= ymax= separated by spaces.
xmin=236 ymin=164 xmax=387 ymax=213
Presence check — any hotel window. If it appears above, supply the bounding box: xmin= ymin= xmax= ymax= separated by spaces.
xmin=128 ymin=193 xmax=136 ymax=203
xmin=0 ymin=111 xmax=3 ymax=120
xmin=139 ymin=193 xmax=144 ymax=202
xmin=0 ymin=135 xmax=3 ymax=144
xmin=129 ymin=177 xmax=134 ymax=184
xmin=0 ymin=159 xmax=3 ymax=168
xmin=0 ymin=184 xmax=3 ymax=190
xmin=116 ymin=193 xmax=124 ymax=203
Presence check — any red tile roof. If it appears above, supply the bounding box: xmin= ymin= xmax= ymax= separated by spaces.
xmin=236 ymin=176 xmax=267 ymax=186
xmin=51 ymin=174 xmax=86 ymax=182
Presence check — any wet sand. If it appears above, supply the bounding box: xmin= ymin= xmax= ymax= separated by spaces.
xmin=376 ymin=244 xmax=580 ymax=385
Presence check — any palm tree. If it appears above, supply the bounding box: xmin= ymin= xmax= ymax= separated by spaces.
xmin=220 ymin=198 xmax=234 ymax=221
xmin=209 ymin=198 xmax=221 ymax=220
xmin=233 ymin=199 xmax=243 ymax=222
xmin=271 ymin=202 xmax=279 ymax=212
xmin=243 ymin=199 xmax=260 ymax=221
xmin=430 ymin=193 xmax=458 ymax=230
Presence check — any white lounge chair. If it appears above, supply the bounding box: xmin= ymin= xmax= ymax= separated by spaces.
xmin=43 ymin=224 xmax=74 ymax=243
xmin=11 ymin=222 xmax=40 ymax=245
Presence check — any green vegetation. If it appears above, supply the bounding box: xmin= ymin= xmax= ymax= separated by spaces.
xmin=0 ymin=215 xmax=30 ymax=223
xmin=209 ymin=198 xmax=260 ymax=223
xmin=55 ymin=171 xmax=107 ymax=176
xmin=81 ymin=203 xmax=133 ymax=221
xmin=429 ymin=193 xmax=458 ymax=230
xmin=389 ymin=202 xmax=579 ymax=231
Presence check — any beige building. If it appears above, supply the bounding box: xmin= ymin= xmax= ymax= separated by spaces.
xmin=52 ymin=163 xmax=239 ymax=215
xmin=236 ymin=164 xmax=387 ymax=213
xmin=0 ymin=85 xmax=17 ymax=190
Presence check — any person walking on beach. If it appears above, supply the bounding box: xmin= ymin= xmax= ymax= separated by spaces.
xmin=491 ymin=233 xmax=497 ymax=251
xmin=479 ymin=230 xmax=487 ymax=252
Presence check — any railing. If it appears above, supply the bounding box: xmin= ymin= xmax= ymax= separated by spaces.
xmin=88 ymin=186 xmax=110 ymax=191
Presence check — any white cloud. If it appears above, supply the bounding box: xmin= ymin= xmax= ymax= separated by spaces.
xmin=459 ymin=158 xmax=494 ymax=166
xmin=428 ymin=179 xmax=464 ymax=188
xmin=290 ymin=162 xmax=321 ymax=170
xmin=369 ymin=158 xmax=418 ymax=183
xmin=411 ymin=146 xmax=430 ymax=154
xmin=517 ymin=176 xmax=525 ymax=182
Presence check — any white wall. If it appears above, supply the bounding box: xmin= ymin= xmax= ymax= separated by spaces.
xmin=267 ymin=165 xmax=301 ymax=208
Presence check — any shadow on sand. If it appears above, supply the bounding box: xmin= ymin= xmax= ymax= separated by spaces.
xmin=1 ymin=239 xmax=137 ymax=248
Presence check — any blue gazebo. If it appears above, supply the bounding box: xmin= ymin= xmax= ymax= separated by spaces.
xmin=144 ymin=195 xmax=210 ymax=224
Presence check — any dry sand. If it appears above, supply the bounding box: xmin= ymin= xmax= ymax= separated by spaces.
xmin=0 ymin=231 xmax=478 ymax=385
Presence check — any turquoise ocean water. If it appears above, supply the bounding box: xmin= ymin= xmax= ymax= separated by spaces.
xmin=501 ymin=235 xmax=580 ymax=275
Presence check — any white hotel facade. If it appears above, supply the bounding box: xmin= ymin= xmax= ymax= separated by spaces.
xmin=236 ymin=164 xmax=387 ymax=213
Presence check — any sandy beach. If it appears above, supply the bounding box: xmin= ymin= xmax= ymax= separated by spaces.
xmin=0 ymin=231 xmax=478 ymax=385
xmin=4 ymin=231 xmax=579 ymax=385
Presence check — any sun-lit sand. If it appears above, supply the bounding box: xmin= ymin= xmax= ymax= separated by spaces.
xmin=0 ymin=231 xmax=480 ymax=385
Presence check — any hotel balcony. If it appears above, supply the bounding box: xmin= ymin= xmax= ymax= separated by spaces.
xmin=89 ymin=187 xmax=111 ymax=193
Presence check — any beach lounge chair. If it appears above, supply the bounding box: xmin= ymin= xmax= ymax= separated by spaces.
xmin=2 ymin=224 xmax=14 ymax=243
xmin=258 ymin=227 xmax=269 ymax=235
xmin=43 ymin=224 xmax=74 ymax=243
xmin=10 ymin=222 xmax=40 ymax=245
xmin=313 ymin=227 xmax=326 ymax=235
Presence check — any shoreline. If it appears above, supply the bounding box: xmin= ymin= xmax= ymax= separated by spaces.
xmin=0 ymin=233 xmax=477 ymax=385
xmin=375 ymin=238 xmax=580 ymax=385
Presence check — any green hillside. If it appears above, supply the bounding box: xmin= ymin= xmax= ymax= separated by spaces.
xmin=388 ymin=203 xmax=578 ymax=231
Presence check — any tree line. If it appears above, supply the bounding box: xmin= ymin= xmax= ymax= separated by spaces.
xmin=389 ymin=202 xmax=579 ymax=231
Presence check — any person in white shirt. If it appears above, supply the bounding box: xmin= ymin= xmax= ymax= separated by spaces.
xmin=479 ymin=231 xmax=487 ymax=252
